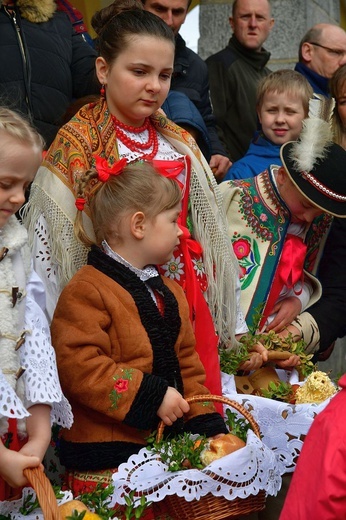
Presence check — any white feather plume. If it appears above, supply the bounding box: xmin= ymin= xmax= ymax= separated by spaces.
xmin=308 ymin=93 xmax=335 ymax=123
xmin=289 ymin=93 xmax=335 ymax=173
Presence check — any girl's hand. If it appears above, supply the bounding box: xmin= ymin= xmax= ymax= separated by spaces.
xmin=239 ymin=351 xmax=263 ymax=372
xmin=266 ymin=297 xmax=302 ymax=332
xmin=157 ymin=387 xmax=190 ymax=426
xmin=0 ymin=440 xmax=42 ymax=488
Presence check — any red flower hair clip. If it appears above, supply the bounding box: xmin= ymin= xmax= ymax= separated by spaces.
xmin=94 ymin=155 xmax=128 ymax=182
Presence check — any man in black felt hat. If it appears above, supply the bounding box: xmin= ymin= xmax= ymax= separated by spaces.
xmin=219 ymin=108 xmax=346 ymax=366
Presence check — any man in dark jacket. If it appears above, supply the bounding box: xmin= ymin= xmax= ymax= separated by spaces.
xmin=142 ymin=0 xmax=231 ymax=180
xmin=292 ymin=217 xmax=346 ymax=360
xmin=0 ymin=0 xmax=98 ymax=148
xmin=206 ymin=0 xmax=274 ymax=163
xmin=294 ymin=23 xmax=346 ymax=97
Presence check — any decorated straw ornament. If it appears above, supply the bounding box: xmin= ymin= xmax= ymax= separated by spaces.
xmin=280 ymin=94 xmax=346 ymax=217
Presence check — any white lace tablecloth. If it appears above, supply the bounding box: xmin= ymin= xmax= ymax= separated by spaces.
xmin=0 ymin=488 xmax=73 ymax=519
xmin=111 ymin=429 xmax=281 ymax=506
xmin=221 ymin=371 xmax=331 ymax=474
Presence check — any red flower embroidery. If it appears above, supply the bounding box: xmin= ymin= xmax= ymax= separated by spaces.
xmin=239 ymin=265 xmax=247 ymax=278
xmin=114 ymin=378 xmax=129 ymax=393
xmin=233 ymin=238 xmax=251 ymax=259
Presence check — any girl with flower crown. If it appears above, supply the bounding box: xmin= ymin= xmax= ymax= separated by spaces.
xmin=50 ymin=161 xmax=229 ymax=495
xmin=23 ymin=6 xmax=258 ymax=399
xmin=0 ymin=107 xmax=72 ymax=500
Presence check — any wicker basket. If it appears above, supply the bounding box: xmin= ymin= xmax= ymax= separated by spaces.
xmin=23 ymin=467 xmax=60 ymax=520
xmin=155 ymin=394 xmax=266 ymax=520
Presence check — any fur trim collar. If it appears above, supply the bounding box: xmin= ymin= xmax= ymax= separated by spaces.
xmin=16 ymin=0 xmax=56 ymax=23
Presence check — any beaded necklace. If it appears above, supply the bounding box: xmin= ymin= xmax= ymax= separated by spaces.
xmin=111 ymin=114 xmax=158 ymax=160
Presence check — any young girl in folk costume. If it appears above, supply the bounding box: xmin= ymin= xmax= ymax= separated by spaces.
xmin=330 ymin=63 xmax=346 ymax=149
xmin=50 ymin=161 xmax=229 ymax=495
xmin=0 ymin=108 xmax=72 ymax=500
xmin=23 ymin=6 xmax=246 ymax=397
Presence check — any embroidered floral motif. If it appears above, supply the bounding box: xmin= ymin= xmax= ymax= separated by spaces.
xmin=232 ymin=233 xmax=261 ymax=290
xmin=192 ymin=256 xmax=205 ymax=277
xmin=236 ymin=171 xmax=290 ymax=256
xmin=161 ymin=254 xmax=184 ymax=281
xmin=109 ymin=369 xmax=133 ymax=409
xmin=114 ymin=379 xmax=129 ymax=393
xmin=233 ymin=238 xmax=251 ymax=259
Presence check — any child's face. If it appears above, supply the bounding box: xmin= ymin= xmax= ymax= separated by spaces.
xmin=0 ymin=133 xmax=40 ymax=229
xmin=336 ymin=82 xmax=346 ymax=128
xmin=142 ymin=202 xmax=183 ymax=267
xmin=258 ymin=90 xmax=306 ymax=145
xmin=96 ymin=35 xmax=174 ymax=127
xmin=276 ymin=167 xmax=324 ymax=224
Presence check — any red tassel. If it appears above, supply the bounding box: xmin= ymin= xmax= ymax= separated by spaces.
xmin=100 ymin=84 xmax=105 ymax=97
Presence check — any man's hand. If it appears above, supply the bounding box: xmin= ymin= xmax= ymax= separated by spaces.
xmin=209 ymin=154 xmax=232 ymax=181
xmin=266 ymin=297 xmax=302 ymax=332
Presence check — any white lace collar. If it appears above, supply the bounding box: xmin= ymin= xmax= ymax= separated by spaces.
xmin=101 ymin=241 xmax=159 ymax=282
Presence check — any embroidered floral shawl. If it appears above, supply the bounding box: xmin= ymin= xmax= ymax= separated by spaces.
xmin=23 ymin=98 xmax=239 ymax=347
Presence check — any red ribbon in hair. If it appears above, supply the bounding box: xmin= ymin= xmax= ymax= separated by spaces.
xmin=260 ymin=234 xmax=307 ymax=329
xmin=94 ymin=156 xmax=128 ymax=182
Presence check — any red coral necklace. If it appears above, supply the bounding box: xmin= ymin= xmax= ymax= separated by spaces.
xmin=111 ymin=114 xmax=158 ymax=160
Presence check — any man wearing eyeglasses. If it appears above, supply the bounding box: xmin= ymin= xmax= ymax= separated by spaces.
xmin=295 ymin=23 xmax=346 ymax=97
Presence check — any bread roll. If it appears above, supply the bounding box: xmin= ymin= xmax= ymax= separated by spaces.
xmin=200 ymin=433 xmax=246 ymax=466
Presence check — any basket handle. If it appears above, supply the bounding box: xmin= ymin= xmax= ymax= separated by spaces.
xmin=156 ymin=394 xmax=261 ymax=441
xmin=23 ymin=467 xmax=60 ymax=520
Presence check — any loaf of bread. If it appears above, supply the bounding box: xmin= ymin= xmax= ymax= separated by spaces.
xmin=200 ymin=433 xmax=246 ymax=466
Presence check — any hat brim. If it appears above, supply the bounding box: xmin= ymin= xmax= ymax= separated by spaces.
xmin=280 ymin=142 xmax=346 ymax=218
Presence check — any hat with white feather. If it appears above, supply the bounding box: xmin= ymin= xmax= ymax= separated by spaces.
xmin=281 ymin=94 xmax=346 ymax=218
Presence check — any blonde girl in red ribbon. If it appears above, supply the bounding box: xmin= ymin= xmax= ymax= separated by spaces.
xmin=51 ymin=160 xmax=229 ymax=496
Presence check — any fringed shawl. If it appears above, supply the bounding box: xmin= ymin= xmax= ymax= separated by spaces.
xmin=23 ymin=98 xmax=239 ymax=348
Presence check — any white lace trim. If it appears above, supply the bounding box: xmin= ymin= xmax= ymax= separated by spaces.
xmin=0 ymin=370 xmax=28 ymax=420
xmin=111 ymin=430 xmax=281 ymax=505
xmin=0 ymin=488 xmax=74 ymax=519
xmin=0 ymin=274 xmax=74 ymax=432
xmin=21 ymin=291 xmax=73 ymax=428
xmin=222 ymin=371 xmax=331 ymax=474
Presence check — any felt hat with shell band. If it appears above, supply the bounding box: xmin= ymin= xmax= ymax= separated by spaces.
xmin=280 ymin=101 xmax=346 ymax=219
xmin=280 ymin=140 xmax=346 ymax=218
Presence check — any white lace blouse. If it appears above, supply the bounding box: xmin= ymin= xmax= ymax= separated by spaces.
xmin=0 ymin=217 xmax=73 ymax=437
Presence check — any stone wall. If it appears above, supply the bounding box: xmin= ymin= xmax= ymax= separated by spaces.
xmin=199 ymin=0 xmax=340 ymax=69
